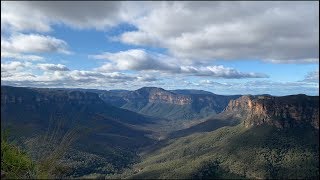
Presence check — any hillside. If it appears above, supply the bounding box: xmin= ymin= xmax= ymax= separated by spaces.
xmin=99 ymin=87 xmax=240 ymax=120
xmin=116 ymin=124 xmax=318 ymax=179
xmin=2 ymin=86 xmax=319 ymax=179
xmin=1 ymin=86 xmax=156 ymax=178
xmin=224 ymin=94 xmax=319 ymax=129
xmin=109 ymin=94 xmax=319 ymax=179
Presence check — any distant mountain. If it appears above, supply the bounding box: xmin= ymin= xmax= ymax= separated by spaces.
xmin=99 ymin=87 xmax=241 ymax=120
xmin=3 ymin=86 xmax=319 ymax=179
xmin=1 ymin=86 xmax=156 ymax=177
xmin=170 ymin=94 xmax=319 ymax=139
xmin=115 ymin=94 xmax=319 ymax=179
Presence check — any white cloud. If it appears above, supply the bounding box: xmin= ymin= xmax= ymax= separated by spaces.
xmin=37 ymin=63 xmax=70 ymax=71
xmin=0 ymin=60 xmax=317 ymax=95
xmin=1 ymin=52 xmax=44 ymax=61
xmin=1 ymin=33 xmax=70 ymax=54
xmin=2 ymin=1 xmax=317 ymax=64
xmin=137 ymin=74 xmax=158 ymax=82
xmin=1 ymin=62 xmax=145 ymax=89
xmin=180 ymin=65 xmax=268 ymax=79
xmin=1 ymin=1 xmax=143 ymax=32
xmin=1 ymin=61 xmax=27 ymax=72
xmin=1 ymin=1 xmax=52 ymax=32
xmin=91 ymin=49 xmax=268 ymax=79
xmin=1 ymin=61 xmax=33 ymax=80
xmin=92 ymin=49 xmax=180 ymax=72
xmin=119 ymin=1 xmax=319 ymax=63
xmin=1 ymin=1 xmax=318 ymax=95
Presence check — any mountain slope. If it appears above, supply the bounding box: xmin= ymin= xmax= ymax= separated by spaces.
xmin=224 ymin=94 xmax=319 ymax=129
xmin=99 ymin=87 xmax=240 ymax=120
xmin=119 ymin=124 xmax=318 ymax=179
xmin=111 ymin=94 xmax=319 ymax=179
xmin=1 ymin=86 xmax=156 ymax=177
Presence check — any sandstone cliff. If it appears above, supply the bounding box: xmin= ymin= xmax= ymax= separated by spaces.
xmin=1 ymin=87 xmax=104 ymax=105
xmin=99 ymin=87 xmax=240 ymax=120
xmin=224 ymin=94 xmax=319 ymax=129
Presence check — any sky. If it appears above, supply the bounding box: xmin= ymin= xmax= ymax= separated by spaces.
xmin=1 ymin=1 xmax=319 ymax=95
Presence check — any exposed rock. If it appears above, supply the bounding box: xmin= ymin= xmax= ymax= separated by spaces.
xmin=1 ymin=86 xmax=104 ymax=106
xmin=99 ymin=87 xmax=241 ymax=120
xmin=224 ymin=94 xmax=319 ymax=129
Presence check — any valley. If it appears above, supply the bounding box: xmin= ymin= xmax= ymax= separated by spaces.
xmin=1 ymin=86 xmax=319 ymax=179
xmin=1 ymin=1 xmax=318 ymax=179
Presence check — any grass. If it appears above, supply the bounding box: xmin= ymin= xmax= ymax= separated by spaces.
xmin=35 ymin=125 xmax=83 ymax=179
xmin=1 ymin=116 xmax=85 ymax=179
xmin=1 ymin=130 xmax=36 ymax=179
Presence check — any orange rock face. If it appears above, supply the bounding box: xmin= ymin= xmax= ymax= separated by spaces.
xmin=148 ymin=91 xmax=192 ymax=105
xmin=224 ymin=95 xmax=319 ymax=129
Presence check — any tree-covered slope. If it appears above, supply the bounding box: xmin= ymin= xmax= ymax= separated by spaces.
xmin=1 ymin=86 xmax=156 ymax=178
xmin=99 ymin=87 xmax=240 ymax=120
xmin=108 ymin=94 xmax=319 ymax=179
xmin=114 ymin=124 xmax=319 ymax=179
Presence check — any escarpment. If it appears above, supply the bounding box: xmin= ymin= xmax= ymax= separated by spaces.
xmin=224 ymin=95 xmax=319 ymax=129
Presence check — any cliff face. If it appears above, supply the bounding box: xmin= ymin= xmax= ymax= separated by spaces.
xmin=99 ymin=87 xmax=240 ymax=120
xmin=1 ymin=86 xmax=155 ymax=127
xmin=1 ymin=86 xmax=156 ymax=177
xmin=224 ymin=95 xmax=319 ymax=129
xmin=135 ymin=87 xmax=192 ymax=105
xmin=1 ymin=87 xmax=104 ymax=105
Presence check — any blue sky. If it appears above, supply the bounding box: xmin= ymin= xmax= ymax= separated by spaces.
xmin=1 ymin=1 xmax=319 ymax=95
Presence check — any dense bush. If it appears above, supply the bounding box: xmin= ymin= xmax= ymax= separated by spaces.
xmin=1 ymin=132 xmax=36 ymax=179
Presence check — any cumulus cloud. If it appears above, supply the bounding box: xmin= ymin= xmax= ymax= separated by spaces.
xmin=1 ymin=68 xmax=137 ymax=89
xmin=1 ymin=61 xmax=33 ymax=80
xmin=119 ymin=1 xmax=319 ymax=63
xmin=180 ymin=65 xmax=268 ymax=78
xmin=37 ymin=63 xmax=70 ymax=71
xmin=2 ymin=1 xmax=317 ymax=64
xmin=0 ymin=61 xmax=317 ymax=95
xmin=1 ymin=61 xmax=27 ymax=72
xmin=92 ymin=49 xmax=179 ymax=72
xmin=1 ymin=33 xmax=70 ymax=54
xmin=0 ymin=57 xmax=163 ymax=88
xmin=1 ymin=1 xmax=52 ymax=32
xmin=1 ymin=1 xmax=143 ymax=32
xmin=1 ymin=52 xmax=44 ymax=61
xmin=137 ymin=74 xmax=158 ymax=82
xmin=1 ymin=1 xmax=318 ymax=95
xmin=91 ymin=49 xmax=268 ymax=79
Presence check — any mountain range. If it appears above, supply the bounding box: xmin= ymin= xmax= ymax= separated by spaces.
xmin=99 ymin=87 xmax=241 ymax=120
xmin=1 ymin=85 xmax=319 ymax=179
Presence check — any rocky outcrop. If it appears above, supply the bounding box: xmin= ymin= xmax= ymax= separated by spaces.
xmin=140 ymin=87 xmax=192 ymax=105
xmin=224 ymin=95 xmax=319 ymax=129
xmin=99 ymin=87 xmax=241 ymax=120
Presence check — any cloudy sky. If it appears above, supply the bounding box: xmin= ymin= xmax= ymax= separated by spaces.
xmin=1 ymin=1 xmax=319 ymax=95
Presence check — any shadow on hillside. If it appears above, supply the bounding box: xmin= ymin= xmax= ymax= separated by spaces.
xmin=168 ymin=118 xmax=240 ymax=139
